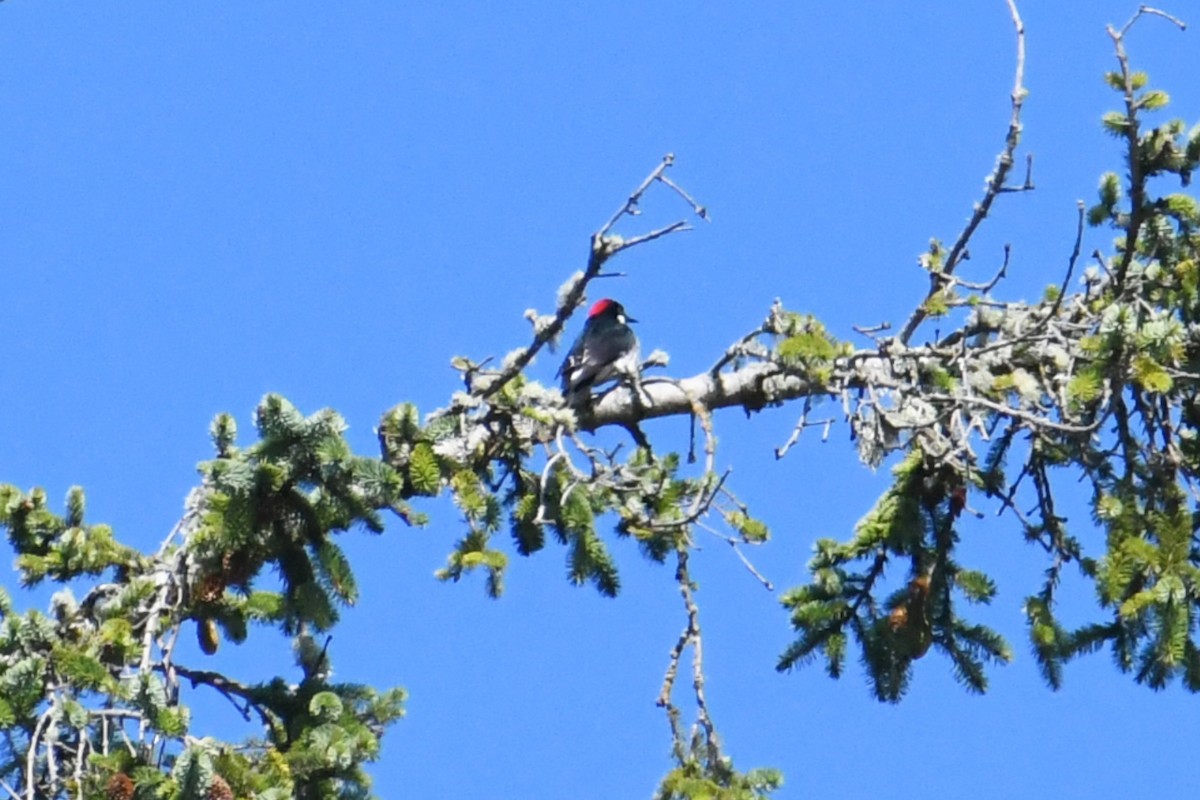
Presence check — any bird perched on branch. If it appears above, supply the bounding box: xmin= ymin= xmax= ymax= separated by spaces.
xmin=558 ymin=298 xmax=641 ymax=405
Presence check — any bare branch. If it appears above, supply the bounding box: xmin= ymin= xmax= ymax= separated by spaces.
xmin=657 ymin=173 xmax=711 ymax=221
xmin=656 ymin=625 xmax=688 ymax=761
xmin=609 ymin=220 xmax=692 ymax=255
xmin=899 ymin=0 xmax=1028 ymax=344
xmin=699 ymin=521 xmax=774 ymax=591
xmin=657 ymin=549 xmax=722 ymax=768
xmin=1119 ymin=5 xmax=1187 ymax=37
xmin=26 ymin=708 xmax=52 ymax=800
xmin=775 ymin=396 xmax=814 ymax=459
xmin=597 ymin=153 xmax=676 ymax=238
xmin=1047 ymin=201 xmax=1087 ymax=321
xmin=852 ymin=322 xmax=892 ymax=339
xmin=169 ymin=664 xmax=277 ymax=732
xmin=582 ymin=361 xmax=825 ymax=429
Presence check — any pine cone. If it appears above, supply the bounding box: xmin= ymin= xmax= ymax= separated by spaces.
xmin=198 ymin=617 xmax=221 ymax=655
xmin=106 ymin=773 xmax=135 ymax=800
xmin=208 ymin=775 xmax=234 ymax=800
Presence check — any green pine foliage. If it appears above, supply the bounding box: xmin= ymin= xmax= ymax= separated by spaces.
xmin=772 ymin=313 xmax=848 ymax=386
xmin=0 ymin=395 xmax=410 ymax=799
xmin=656 ymin=758 xmax=784 ymax=800
xmin=778 ymin=451 xmax=1012 ymax=702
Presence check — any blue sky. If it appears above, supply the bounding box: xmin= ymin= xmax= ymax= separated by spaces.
xmin=3 ymin=2 xmax=1200 ymax=797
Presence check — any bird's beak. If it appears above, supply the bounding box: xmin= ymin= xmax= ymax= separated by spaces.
xmin=626 ymin=315 xmax=638 ymax=324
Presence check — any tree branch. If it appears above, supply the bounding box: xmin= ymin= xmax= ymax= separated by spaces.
xmin=580 ymin=362 xmax=825 ymax=429
xmin=168 ymin=664 xmax=276 ymax=732
xmin=899 ymin=0 xmax=1028 ymax=344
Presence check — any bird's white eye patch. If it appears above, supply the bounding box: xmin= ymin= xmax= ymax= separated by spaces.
xmin=617 ymin=313 xmax=626 ymax=324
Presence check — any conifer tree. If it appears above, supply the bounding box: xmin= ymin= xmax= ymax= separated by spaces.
xmin=2 ymin=3 xmax=1199 ymax=797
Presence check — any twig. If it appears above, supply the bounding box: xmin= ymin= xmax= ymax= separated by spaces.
xmin=597 ymin=153 xmax=676 ymax=238
xmin=688 ymin=408 xmax=698 ymax=464
xmin=686 ymin=569 xmax=720 ymax=767
xmin=1103 ymin=6 xmax=1188 ymax=290
xmin=998 ymin=153 xmax=1035 ymax=192
xmin=1120 ymin=5 xmax=1187 ymax=37
xmin=1048 ymin=201 xmax=1086 ymax=321
xmin=698 ymin=522 xmax=774 ymax=590
xmin=608 ymin=220 xmax=692 ymax=256
xmin=948 ymin=244 xmax=1010 ymax=292
xmin=687 ymin=399 xmax=718 ymax=516
xmin=657 ymin=173 xmax=710 ymax=221
xmin=168 ymin=664 xmax=276 ymax=730
xmin=899 ymin=0 xmax=1027 ymax=344
xmin=709 ymin=316 xmax=773 ymax=376
xmin=852 ymin=322 xmax=892 ymax=339
xmin=656 ymin=547 xmax=728 ymax=769
xmin=1106 ymin=22 xmax=1145 ymax=292
xmin=729 ymin=540 xmax=774 ymax=590
xmin=775 ymin=396 xmax=814 ymax=459
xmin=926 ymin=392 xmax=1098 ymax=434
xmin=656 ymin=625 xmax=688 ymax=761
xmin=44 ymin=713 xmax=58 ymax=792
xmin=136 ymin=563 xmax=178 ymax=743
xmin=532 ymin=451 xmax=567 ymax=525
xmin=677 ymin=549 xmax=723 ymax=762
xmin=89 ymin=706 xmax=143 ymax=758
xmin=26 ymin=707 xmax=52 ymax=800
xmin=645 ymin=470 xmax=732 ymax=532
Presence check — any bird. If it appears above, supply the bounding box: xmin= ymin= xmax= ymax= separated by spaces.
xmin=557 ymin=298 xmax=641 ymax=404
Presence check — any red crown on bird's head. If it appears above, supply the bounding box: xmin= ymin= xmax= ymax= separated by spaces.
xmin=588 ymin=298 xmax=619 ymax=318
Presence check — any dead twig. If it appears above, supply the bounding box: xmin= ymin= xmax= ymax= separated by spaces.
xmin=899 ymin=0 xmax=1028 ymax=345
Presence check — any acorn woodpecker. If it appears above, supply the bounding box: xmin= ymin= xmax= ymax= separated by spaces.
xmin=558 ymin=298 xmax=640 ymax=404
